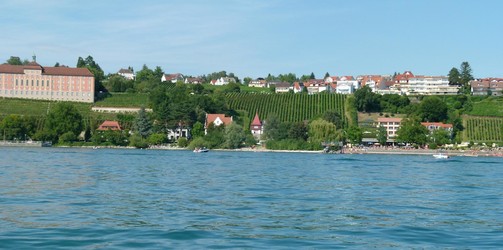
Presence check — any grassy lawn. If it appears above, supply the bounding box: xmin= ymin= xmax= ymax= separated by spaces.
xmin=94 ymin=92 xmax=150 ymax=107
xmin=467 ymin=96 xmax=503 ymax=117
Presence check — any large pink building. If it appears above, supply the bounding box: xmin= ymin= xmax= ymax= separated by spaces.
xmin=0 ymin=62 xmax=95 ymax=103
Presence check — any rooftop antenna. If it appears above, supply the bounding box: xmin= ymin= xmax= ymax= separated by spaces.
xmin=32 ymin=53 xmax=36 ymax=62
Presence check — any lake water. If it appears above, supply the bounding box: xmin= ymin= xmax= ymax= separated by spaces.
xmin=1 ymin=147 xmax=502 ymax=249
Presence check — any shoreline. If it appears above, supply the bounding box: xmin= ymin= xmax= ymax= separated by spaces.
xmin=3 ymin=143 xmax=503 ymax=157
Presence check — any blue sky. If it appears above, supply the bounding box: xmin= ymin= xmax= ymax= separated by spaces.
xmin=1 ymin=0 xmax=501 ymax=78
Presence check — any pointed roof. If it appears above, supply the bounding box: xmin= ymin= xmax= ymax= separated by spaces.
xmin=251 ymin=112 xmax=261 ymax=126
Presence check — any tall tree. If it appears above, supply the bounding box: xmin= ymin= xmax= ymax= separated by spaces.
xmin=309 ymin=72 xmax=316 ymax=79
xmin=322 ymin=110 xmax=343 ymax=129
xmin=43 ymin=103 xmax=83 ymax=142
xmin=224 ymin=123 xmax=246 ymax=149
xmin=77 ymin=55 xmax=105 ymax=93
xmin=346 ymin=126 xmax=363 ymax=145
xmin=134 ymin=107 xmax=152 ymax=138
xmin=191 ymin=121 xmax=205 ymax=138
xmin=459 ymin=61 xmax=474 ymax=94
xmin=448 ymin=67 xmax=460 ymax=85
xmin=354 ymin=85 xmax=381 ymax=112
xmin=288 ymin=122 xmax=308 ymax=141
xmin=396 ymin=118 xmax=429 ymax=146
xmin=377 ymin=125 xmax=388 ymax=145
xmin=324 ymin=72 xmax=330 ymax=78
xmin=418 ymin=96 xmax=448 ymax=122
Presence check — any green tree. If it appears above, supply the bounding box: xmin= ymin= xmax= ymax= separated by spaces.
xmin=243 ymin=77 xmax=252 ymax=85
xmin=134 ymin=107 xmax=152 ymax=138
xmin=147 ymin=133 xmax=167 ymax=145
xmin=77 ymin=55 xmax=105 ymax=93
xmin=288 ymin=122 xmax=308 ymax=141
xmin=430 ymin=129 xmax=451 ymax=146
xmin=0 ymin=115 xmax=26 ymax=140
xmin=354 ymin=85 xmax=380 ymax=112
xmin=322 ymin=110 xmax=343 ymax=129
xmin=418 ymin=96 xmax=448 ymax=122
xmin=448 ymin=67 xmax=460 ymax=85
xmin=44 ymin=103 xmax=83 ymax=143
xmin=308 ymin=119 xmax=337 ymax=143
xmin=224 ymin=123 xmax=246 ymax=149
xmin=346 ymin=126 xmax=363 ymax=145
xmin=263 ymin=115 xmax=282 ymax=140
xmin=310 ymin=72 xmax=316 ymax=79
xmin=324 ymin=72 xmax=330 ymax=78
xmin=224 ymin=82 xmax=241 ymax=93
xmin=58 ymin=131 xmax=77 ymax=144
xmin=459 ymin=61 xmax=474 ymax=94
xmin=191 ymin=121 xmax=205 ymax=138
xmin=153 ymin=66 xmax=164 ymax=80
xmin=396 ymin=118 xmax=429 ymax=146
xmin=377 ymin=125 xmax=388 ymax=145
xmin=6 ymin=56 xmax=23 ymax=65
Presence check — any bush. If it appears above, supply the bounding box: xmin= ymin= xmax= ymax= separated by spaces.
xmin=428 ymin=143 xmax=438 ymax=150
xmin=188 ymin=137 xmax=208 ymax=150
xmin=129 ymin=134 xmax=148 ymax=148
xmin=59 ymin=131 xmax=77 ymax=143
xmin=177 ymin=137 xmax=189 ymax=148
xmin=147 ymin=133 xmax=167 ymax=145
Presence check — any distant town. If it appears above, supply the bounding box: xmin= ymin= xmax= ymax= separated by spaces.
xmin=0 ymin=56 xmax=502 ymax=154
xmin=0 ymin=56 xmax=502 ymax=104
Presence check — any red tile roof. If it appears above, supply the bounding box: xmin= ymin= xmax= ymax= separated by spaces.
xmin=97 ymin=120 xmax=122 ymax=131
xmin=421 ymin=122 xmax=453 ymax=129
xmin=0 ymin=63 xmax=93 ymax=77
xmin=206 ymin=114 xmax=233 ymax=127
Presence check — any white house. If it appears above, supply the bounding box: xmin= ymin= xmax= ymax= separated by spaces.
xmin=213 ymin=77 xmax=236 ymax=86
xmin=161 ymin=73 xmax=184 ymax=83
xmin=118 ymin=68 xmax=135 ymax=80
xmin=274 ymin=82 xmax=291 ymax=93
xmin=336 ymin=76 xmax=359 ymax=94
xmin=249 ymin=78 xmax=267 ymax=88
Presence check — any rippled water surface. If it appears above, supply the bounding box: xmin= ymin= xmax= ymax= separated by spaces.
xmin=1 ymin=147 xmax=502 ymax=249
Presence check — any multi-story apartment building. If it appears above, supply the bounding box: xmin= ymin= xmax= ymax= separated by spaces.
xmin=0 ymin=62 xmax=95 ymax=103
xmin=394 ymin=71 xmax=459 ymax=95
xmin=377 ymin=117 xmax=403 ymax=139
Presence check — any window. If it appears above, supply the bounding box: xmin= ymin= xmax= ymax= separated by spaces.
xmin=16 ymin=79 xmax=18 ymax=86
xmin=37 ymin=80 xmax=39 ymax=86
xmin=31 ymin=80 xmax=34 ymax=86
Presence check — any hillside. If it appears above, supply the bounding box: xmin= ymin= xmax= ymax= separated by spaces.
xmin=467 ymin=96 xmax=503 ymax=117
xmin=226 ymin=92 xmax=347 ymax=125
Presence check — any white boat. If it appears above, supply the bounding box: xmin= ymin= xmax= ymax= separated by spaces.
xmin=433 ymin=153 xmax=449 ymax=159
xmin=193 ymin=147 xmax=209 ymax=153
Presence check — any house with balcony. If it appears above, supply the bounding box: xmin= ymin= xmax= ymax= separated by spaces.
xmin=377 ymin=117 xmax=403 ymax=140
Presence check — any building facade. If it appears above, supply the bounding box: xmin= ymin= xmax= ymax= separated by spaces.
xmin=0 ymin=62 xmax=95 ymax=103
xmin=377 ymin=117 xmax=403 ymax=139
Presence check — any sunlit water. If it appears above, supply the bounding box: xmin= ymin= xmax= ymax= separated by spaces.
xmin=1 ymin=147 xmax=502 ymax=249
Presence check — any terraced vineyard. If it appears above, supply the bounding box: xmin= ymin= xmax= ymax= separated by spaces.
xmin=226 ymin=93 xmax=346 ymax=125
xmin=463 ymin=115 xmax=503 ymax=142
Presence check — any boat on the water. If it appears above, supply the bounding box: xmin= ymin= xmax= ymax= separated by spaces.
xmin=433 ymin=153 xmax=449 ymax=159
xmin=193 ymin=147 xmax=209 ymax=153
